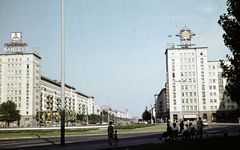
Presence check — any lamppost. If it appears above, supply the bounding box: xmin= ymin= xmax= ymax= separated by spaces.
xmin=86 ymin=105 xmax=88 ymax=124
xmin=150 ymin=103 xmax=153 ymax=124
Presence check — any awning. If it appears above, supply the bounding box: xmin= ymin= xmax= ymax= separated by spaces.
xmin=184 ymin=114 xmax=197 ymax=118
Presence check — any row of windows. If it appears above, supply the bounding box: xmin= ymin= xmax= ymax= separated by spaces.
xmin=7 ymin=83 xmax=22 ymax=88
xmin=8 ymin=77 xmax=22 ymax=82
xmin=182 ymin=105 xmax=197 ymax=111
xmin=6 ymin=57 xmax=30 ymax=62
xmin=7 ymin=90 xmax=29 ymax=95
xmin=208 ymin=65 xmax=221 ymax=70
xmin=180 ymin=65 xmax=196 ymax=70
xmin=7 ymin=64 xmax=22 ymax=69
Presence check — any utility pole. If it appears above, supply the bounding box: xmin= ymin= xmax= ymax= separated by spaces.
xmin=61 ymin=0 xmax=65 ymax=146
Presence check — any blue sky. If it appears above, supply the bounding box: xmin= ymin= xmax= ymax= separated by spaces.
xmin=0 ymin=0 xmax=229 ymax=118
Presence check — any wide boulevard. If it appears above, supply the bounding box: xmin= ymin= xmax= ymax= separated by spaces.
xmin=0 ymin=123 xmax=239 ymax=150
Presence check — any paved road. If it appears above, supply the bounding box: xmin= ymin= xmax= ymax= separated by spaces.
xmin=0 ymin=123 xmax=239 ymax=150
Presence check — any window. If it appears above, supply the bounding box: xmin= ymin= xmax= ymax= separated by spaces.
xmin=218 ymin=72 xmax=222 ymax=77
xmin=182 ymin=106 xmax=185 ymax=111
xmin=210 ymin=99 xmax=213 ymax=103
xmin=189 ymin=78 xmax=192 ymax=83
xmin=202 ymin=92 xmax=205 ymax=97
xmin=193 ymin=72 xmax=195 ymax=76
xmin=190 ymin=99 xmax=193 ymax=103
xmin=194 ymin=106 xmax=197 ymax=110
xmin=209 ymin=86 xmax=212 ymax=90
xmin=201 ymin=72 xmax=204 ymax=77
xmin=173 ymin=86 xmax=176 ymax=91
xmin=184 ymin=65 xmax=187 ymax=70
xmin=173 ymin=99 xmax=176 ymax=105
xmin=189 ymin=85 xmax=192 ymax=90
xmin=172 ymin=66 xmax=175 ymax=71
xmin=203 ymin=106 xmax=206 ymax=110
xmin=186 ymin=99 xmax=189 ymax=103
xmin=173 ymin=93 xmax=176 ymax=98
xmin=190 ymin=106 xmax=193 ymax=110
xmin=192 ymin=58 xmax=194 ymax=63
xmin=186 ymin=106 xmax=189 ymax=110
xmin=201 ymin=78 xmax=205 ymax=84
xmin=202 ymin=85 xmax=205 ymax=90
xmin=201 ymin=58 xmax=203 ymax=63
xmin=213 ymin=79 xmax=216 ymax=83
xmin=180 ymin=59 xmax=183 ymax=63
xmin=201 ymin=65 xmax=204 ymax=70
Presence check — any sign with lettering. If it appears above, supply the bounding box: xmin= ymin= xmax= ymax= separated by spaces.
xmin=4 ymin=32 xmax=27 ymax=51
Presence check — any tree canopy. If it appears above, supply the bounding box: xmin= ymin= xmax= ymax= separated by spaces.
xmin=218 ymin=0 xmax=240 ymax=106
xmin=0 ymin=100 xmax=21 ymax=127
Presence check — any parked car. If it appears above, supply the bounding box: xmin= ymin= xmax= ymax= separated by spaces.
xmin=203 ymin=121 xmax=208 ymax=127
xmin=81 ymin=122 xmax=87 ymax=125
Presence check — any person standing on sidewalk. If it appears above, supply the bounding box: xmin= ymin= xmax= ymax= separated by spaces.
xmin=179 ymin=120 xmax=184 ymax=134
xmin=197 ymin=117 xmax=203 ymax=138
xmin=108 ymin=120 xmax=114 ymax=145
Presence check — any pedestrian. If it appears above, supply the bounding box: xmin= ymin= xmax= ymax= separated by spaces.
xmin=179 ymin=120 xmax=184 ymax=134
xmin=171 ymin=123 xmax=179 ymax=141
xmin=108 ymin=120 xmax=114 ymax=145
xmin=158 ymin=123 xmax=172 ymax=141
xmin=113 ymin=130 xmax=118 ymax=145
xmin=197 ymin=117 xmax=203 ymax=138
xmin=181 ymin=124 xmax=189 ymax=140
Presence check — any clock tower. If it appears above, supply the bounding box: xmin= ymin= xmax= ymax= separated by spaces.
xmin=176 ymin=26 xmax=196 ymax=48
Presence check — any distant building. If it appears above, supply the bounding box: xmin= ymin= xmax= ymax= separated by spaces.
xmin=155 ymin=88 xmax=169 ymax=121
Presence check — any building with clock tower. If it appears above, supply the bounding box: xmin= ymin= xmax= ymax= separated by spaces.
xmin=164 ymin=27 xmax=238 ymax=123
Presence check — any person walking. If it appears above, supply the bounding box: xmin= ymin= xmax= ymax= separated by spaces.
xmin=108 ymin=120 xmax=114 ymax=145
xmin=113 ymin=130 xmax=118 ymax=145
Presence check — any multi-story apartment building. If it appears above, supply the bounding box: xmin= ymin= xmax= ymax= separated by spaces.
xmin=165 ymin=46 xmax=238 ymax=122
xmin=155 ymin=88 xmax=169 ymax=122
xmin=0 ymin=52 xmax=132 ymax=127
xmin=0 ymin=53 xmax=41 ymax=126
xmin=0 ymin=53 xmax=94 ymax=126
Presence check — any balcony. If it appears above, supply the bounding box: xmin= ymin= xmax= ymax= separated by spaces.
xmin=44 ymin=99 xmax=49 ymax=102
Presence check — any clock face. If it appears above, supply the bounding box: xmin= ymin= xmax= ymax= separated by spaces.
xmin=182 ymin=31 xmax=190 ymax=38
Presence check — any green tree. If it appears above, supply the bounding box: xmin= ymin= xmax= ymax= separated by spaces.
xmin=218 ymin=0 xmax=240 ymax=106
xmin=0 ymin=100 xmax=21 ymax=127
xmin=142 ymin=110 xmax=151 ymax=121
